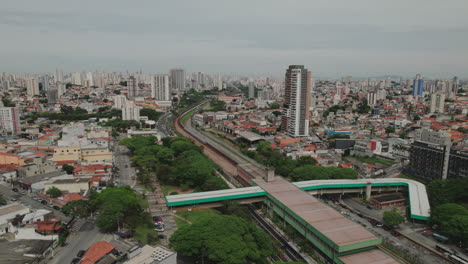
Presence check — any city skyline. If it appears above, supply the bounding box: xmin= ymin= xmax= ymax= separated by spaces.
xmin=1 ymin=0 xmax=467 ymax=78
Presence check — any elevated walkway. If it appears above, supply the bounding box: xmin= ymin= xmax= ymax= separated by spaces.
xmin=166 ymin=178 xmax=430 ymax=221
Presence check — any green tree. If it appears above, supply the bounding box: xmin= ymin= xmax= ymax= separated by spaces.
xmin=290 ymin=165 xmax=358 ymax=181
xmin=209 ymin=99 xmax=226 ymax=111
xmin=93 ymin=186 xmax=149 ymax=232
xmin=62 ymin=164 xmax=75 ymax=174
xmin=46 ymin=186 xmax=62 ymax=198
xmin=62 ymin=200 xmax=92 ymax=218
xmin=431 ymin=203 xmax=468 ymax=225
xmin=442 ymin=215 xmax=468 ymax=246
xmin=383 ymin=208 xmax=405 ymax=227
xmin=297 ymin=156 xmax=317 ymax=166
xmin=268 ymin=102 xmax=280 ymax=109
xmin=140 ymin=108 xmax=163 ymax=121
xmin=170 ymin=214 xmax=273 ymax=264
xmin=385 ymin=126 xmax=395 ymax=134
xmin=427 ymin=179 xmax=468 ymax=207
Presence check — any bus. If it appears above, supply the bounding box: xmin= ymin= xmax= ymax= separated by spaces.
xmin=435 ymin=244 xmax=455 ymax=255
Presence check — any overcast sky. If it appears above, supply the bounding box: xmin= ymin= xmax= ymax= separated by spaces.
xmin=1 ymin=0 xmax=467 ymax=78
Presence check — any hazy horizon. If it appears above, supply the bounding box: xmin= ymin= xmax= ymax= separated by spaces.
xmin=1 ymin=0 xmax=467 ymax=78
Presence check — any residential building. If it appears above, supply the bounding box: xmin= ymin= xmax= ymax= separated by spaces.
xmin=0 ymin=203 xmax=30 ymax=234
xmin=125 ymin=245 xmax=177 ymax=264
xmin=80 ymin=241 xmax=117 ymax=264
xmin=281 ymin=65 xmax=312 ymax=137
xmin=41 ymin=75 xmax=49 ymax=92
xmin=0 ymin=107 xmax=20 ymax=134
xmin=170 ymin=68 xmax=186 ymax=91
xmin=248 ymin=81 xmax=255 ymax=99
xmin=430 ymin=93 xmax=445 ymax=113
xmin=408 ymin=128 xmax=468 ymax=180
xmin=47 ymin=89 xmax=58 ymax=104
xmin=151 ymin=74 xmax=171 ymax=101
xmin=127 ymin=76 xmax=137 ymax=98
xmin=26 ymin=77 xmax=39 ymax=96
xmin=113 ymin=95 xmax=128 ymax=109
xmin=412 ymin=74 xmax=424 ymax=97
xmin=122 ymin=101 xmax=140 ymax=121
xmin=54 ymin=68 xmax=63 ymax=83
xmin=71 ymin=72 xmax=82 ymax=86
xmin=44 ymin=178 xmax=90 ymax=193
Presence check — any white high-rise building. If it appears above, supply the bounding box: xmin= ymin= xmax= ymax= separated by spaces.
xmin=54 ymin=68 xmax=63 ymax=83
xmin=430 ymin=93 xmax=445 ymax=113
xmin=127 ymin=76 xmax=137 ymax=98
xmin=114 ymin=95 xmax=128 ymax=109
xmin=95 ymin=74 xmax=105 ymax=88
xmin=26 ymin=77 xmax=40 ymax=96
xmin=86 ymin=72 xmax=94 ymax=87
xmin=72 ymin=72 xmax=82 ymax=86
xmin=122 ymin=101 xmax=140 ymax=121
xmin=170 ymin=69 xmax=186 ymax=91
xmin=41 ymin=75 xmax=50 ymax=92
xmin=151 ymin=75 xmax=171 ymax=101
xmin=281 ymin=65 xmax=311 ymax=138
xmin=57 ymin=82 xmax=65 ymax=98
xmin=0 ymin=107 xmax=20 ymax=134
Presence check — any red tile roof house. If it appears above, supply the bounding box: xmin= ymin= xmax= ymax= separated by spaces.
xmin=80 ymin=241 xmax=116 ymax=264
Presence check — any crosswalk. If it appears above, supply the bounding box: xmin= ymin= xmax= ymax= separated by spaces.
xmin=70 ymin=218 xmax=87 ymax=232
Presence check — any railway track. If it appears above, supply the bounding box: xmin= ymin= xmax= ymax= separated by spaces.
xmin=377 ymin=245 xmax=412 ymax=264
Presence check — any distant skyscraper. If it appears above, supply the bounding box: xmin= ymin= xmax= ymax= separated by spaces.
xmin=95 ymin=74 xmax=105 ymax=88
xmin=412 ymin=74 xmax=424 ymax=97
xmin=248 ymin=82 xmax=255 ymax=99
xmin=0 ymin=107 xmax=20 ymax=134
xmin=430 ymin=93 xmax=445 ymax=113
xmin=47 ymin=89 xmax=58 ymax=104
xmin=41 ymin=75 xmax=49 ymax=92
xmin=151 ymin=74 xmax=171 ymax=101
xmin=86 ymin=72 xmax=94 ymax=87
xmin=170 ymin=69 xmax=186 ymax=91
xmin=281 ymin=65 xmax=311 ymax=137
xmin=72 ymin=72 xmax=82 ymax=86
xmin=57 ymin=82 xmax=65 ymax=98
xmin=127 ymin=76 xmax=137 ymax=98
xmin=54 ymin=68 xmax=63 ymax=83
xmin=26 ymin=77 xmax=40 ymax=96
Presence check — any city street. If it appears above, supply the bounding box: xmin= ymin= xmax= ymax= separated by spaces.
xmin=113 ymin=134 xmax=137 ymax=188
xmin=156 ymin=112 xmax=175 ymax=137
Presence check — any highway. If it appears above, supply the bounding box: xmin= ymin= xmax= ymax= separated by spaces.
xmin=156 ymin=111 xmax=175 ymax=137
xmin=112 ymin=134 xmax=137 ymax=188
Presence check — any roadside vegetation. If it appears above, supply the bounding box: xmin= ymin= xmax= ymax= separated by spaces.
xmin=24 ymin=105 xmax=121 ymax=121
xmin=350 ymin=155 xmax=395 ymax=166
xmin=242 ymin=141 xmax=358 ymax=181
xmin=427 ymin=178 xmax=468 ymax=246
xmin=119 ymin=136 xmax=228 ymax=192
xmin=170 ymin=203 xmax=273 ymax=264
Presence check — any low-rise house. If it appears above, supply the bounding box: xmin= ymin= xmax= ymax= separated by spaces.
xmin=0 ymin=203 xmax=30 ymax=234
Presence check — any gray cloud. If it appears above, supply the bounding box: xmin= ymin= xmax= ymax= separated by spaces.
xmin=0 ymin=0 xmax=467 ymax=77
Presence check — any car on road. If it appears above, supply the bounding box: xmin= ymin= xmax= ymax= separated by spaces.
xmin=71 ymin=257 xmax=81 ymax=264
xmin=375 ymin=223 xmax=384 ymax=227
xmin=155 ymin=226 xmax=165 ymax=232
xmin=11 ymin=188 xmax=18 ymax=192
xmin=11 ymin=198 xmax=17 ymax=201
xmin=32 ymin=197 xmax=39 ymax=201
xmin=422 ymin=231 xmax=432 ymax=236
xmin=41 ymin=200 xmax=48 ymax=205
xmin=77 ymin=250 xmax=86 ymax=258
xmin=158 ymin=234 xmax=167 ymax=239
xmin=153 ymin=216 xmax=164 ymax=225
xmin=366 ymin=205 xmax=373 ymax=210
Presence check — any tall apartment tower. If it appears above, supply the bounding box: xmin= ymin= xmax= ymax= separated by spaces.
xmin=281 ymin=65 xmax=311 ymax=137
xmin=26 ymin=77 xmax=40 ymax=96
xmin=170 ymin=69 xmax=186 ymax=91
xmin=122 ymin=101 xmax=140 ymax=121
xmin=54 ymin=68 xmax=63 ymax=83
xmin=151 ymin=75 xmax=171 ymax=101
xmin=412 ymin=74 xmax=424 ymax=97
xmin=0 ymin=107 xmax=20 ymax=134
xmin=127 ymin=76 xmax=137 ymax=98
xmin=248 ymin=81 xmax=255 ymax=99
xmin=41 ymin=75 xmax=50 ymax=92
xmin=430 ymin=93 xmax=445 ymax=113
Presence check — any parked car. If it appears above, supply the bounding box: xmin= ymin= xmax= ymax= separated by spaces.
xmin=71 ymin=258 xmax=81 ymax=264
xmin=158 ymin=234 xmax=167 ymax=239
xmin=11 ymin=188 xmax=18 ymax=192
xmin=422 ymin=231 xmax=432 ymax=236
xmin=155 ymin=226 xmax=165 ymax=232
xmin=41 ymin=200 xmax=48 ymax=205
xmin=376 ymin=223 xmax=384 ymax=227
xmin=366 ymin=205 xmax=373 ymax=210
xmin=77 ymin=250 xmax=86 ymax=258
xmin=153 ymin=216 xmax=164 ymax=224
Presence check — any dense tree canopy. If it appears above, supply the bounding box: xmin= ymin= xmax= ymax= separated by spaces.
xmin=383 ymin=208 xmax=405 ymax=227
xmin=120 ymin=136 xmax=227 ymax=191
xmin=92 ymin=186 xmax=149 ymax=232
xmin=427 ymin=178 xmax=468 ymax=207
xmin=208 ymin=99 xmax=226 ymax=112
xmin=62 ymin=164 xmax=75 ymax=175
xmin=62 ymin=200 xmax=92 ymax=218
xmin=140 ymin=108 xmax=163 ymax=121
xmin=431 ymin=203 xmax=468 ymax=246
xmin=242 ymin=141 xmax=356 ymax=181
xmin=170 ymin=214 xmax=273 ymax=264
xmin=46 ymin=186 xmax=62 ymax=198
